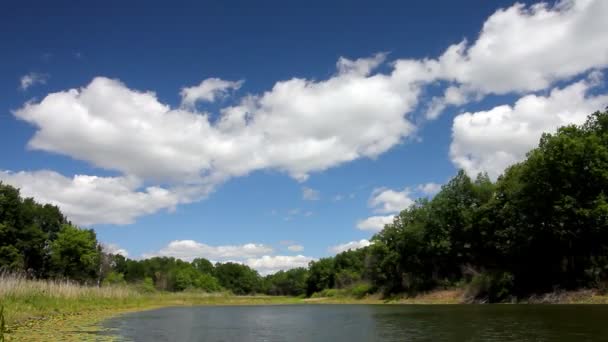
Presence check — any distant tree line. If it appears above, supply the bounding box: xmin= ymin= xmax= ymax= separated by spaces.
xmin=2 ymin=110 xmax=608 ymax=301
xmin=0 ymin=183 xmax=308 ymax=294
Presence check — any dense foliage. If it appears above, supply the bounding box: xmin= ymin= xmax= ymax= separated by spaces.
xmin=2 ymin=110 xmax=608 ymax=301
xmin=306 ymin=110 xmax=608 ymax=301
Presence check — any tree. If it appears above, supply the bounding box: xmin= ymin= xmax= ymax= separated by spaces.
xmin=50 ymin=224 xmax=100 ymax=282
xmin=192 ymin=258 xmax=214 ymax=275
xmin=264 ymin=268 xmax=308 ymax=296
xmin=214 ymin=262 xmax=261 ymax=294
xmin=306 ymin=258 xmax=335 ymax=296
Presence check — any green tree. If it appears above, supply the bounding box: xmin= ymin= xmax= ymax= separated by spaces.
xmin=50 ymin=224 xmax=100 ymax=282
xmin=306 ymin=258 xmax=335 ymax=296
xmin=214 ymin=262 xmax=261 ymax=294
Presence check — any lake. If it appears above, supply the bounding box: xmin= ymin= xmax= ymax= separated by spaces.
xmin=101 ymin=304 xmax=608 ymax=341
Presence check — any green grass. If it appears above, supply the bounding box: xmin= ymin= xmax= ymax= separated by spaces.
xmin=3 ymin=274 xmax=608 ymax=340
xmin=0 ymin=274 xmax=300 ymax=340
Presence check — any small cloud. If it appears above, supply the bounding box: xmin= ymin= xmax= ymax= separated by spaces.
xmin=329 ymin=239 xmax=371 ymax=254
xmin=102 ymin=243 xmax=129 ymax=257
xmin=302 ymin=187 xmax=320 ymax=201
xmin=333 ymin=194 xmax=344 ymax=201
xmin=180 ymin=78 xmax=243 ymax=108
xmin=287 ymin=244 xmax=304 ymax=252
xmin=356 ymin=215 xmax=395 ymax=232
xmin=417 ymin=182 xmax=442 ymax=196
xmin=20 ymin=72 xmax=49 ymax=91
xmin=369 ymin=187 xmax=414 ymax=214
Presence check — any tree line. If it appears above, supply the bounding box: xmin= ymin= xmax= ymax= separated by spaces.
xmin=306 ymin=110 xmax=608 ymax=301
xmin=0 ymin=183 xmax=309 ymax=294
xmin=2 ymin=110 xmax=608 ymax=301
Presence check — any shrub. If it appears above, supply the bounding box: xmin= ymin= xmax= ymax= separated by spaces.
xmin=102 ymin=271 xmax=126 ymax=286
xmin=465 ymin=271 xmax=514 ymax=303
xmin=349 ymin=283 xmax=373 ymax=299
xmin=135 ymin=277 xmax=156 ymax=293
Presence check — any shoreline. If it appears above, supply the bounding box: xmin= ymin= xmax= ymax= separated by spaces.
xmin=5 ymin=289 xmax=608 ymax=340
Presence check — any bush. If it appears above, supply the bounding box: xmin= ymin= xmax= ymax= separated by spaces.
xmin=135 ymin=277 xmax=156 ymax=293
xmin=102 ymin=271 xmax=126 ymax=286
xmin=311 ymin=288 xmax=340 ymax=298
xmin=465 ymin=271 xmax=514 ymax=303
xmin=349 ymin=283 xmax=373 ymax=299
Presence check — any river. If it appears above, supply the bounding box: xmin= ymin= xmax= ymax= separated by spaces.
xmin=101 ymin=304 xmax=608 ymax=341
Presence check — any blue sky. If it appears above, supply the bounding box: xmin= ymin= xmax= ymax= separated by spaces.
xmin=2 ymin=0 xmax=607 ymax=274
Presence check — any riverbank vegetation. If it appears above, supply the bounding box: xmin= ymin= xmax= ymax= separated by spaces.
xmin=2 ymin=110 xmax=608 ymax=332
xmin=307 ymin=110 xmax=608 ymax=302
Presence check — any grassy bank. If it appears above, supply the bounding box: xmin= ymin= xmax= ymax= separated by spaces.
xmin=3 ymin=275 xmax=608 ymax=340
xmin=0 ymin=274 xmax=299 ymax=341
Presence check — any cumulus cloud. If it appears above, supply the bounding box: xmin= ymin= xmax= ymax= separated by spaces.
xmin=144 ymin=240 xmax=273 ymax=261
xmin=357 ymin=184 xmax=433 ymax=231
xmin=369 ymin=187 xmax=415 ymax=214
xmin=0 ymin=170 xmax=184 ymax=226
xmin=245 ymin=255 xmax=314 ymax=275
xmin=425 ymin=0 xmax=608 ymax=117
xmin=287 ymin=244 xmax=304 ymax=252
xmin=451 ymin=76 xmax=608 ymax=179
xmin=329 ymin=239 xmax=371 ymax=254
xmin=180 ymin=78 xmax=243 ymax=107
xmin=14 ymin=54 xmax=419 ymax=184
xmin=20 ymin=72 xmax=48 ymax=90
xmin=356 ymin=215 xmax=395 ymax=232
xmin=302 ymin=187 xmax=320 ymax=201
xmin=143 ymin=239 xmax=313 ymax=274
xmin=9 ymin=0 xmax=608 ymax=226
xmin=417 ymin=182 xmax=442 ymax=196
xmin=102 ymin=243 xmax=129 ymax=257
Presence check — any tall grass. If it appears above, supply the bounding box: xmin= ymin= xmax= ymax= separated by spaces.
xmin=0 ymin=272 xmax=144 ymax=331
xmin=0 ymin=272 xmax=300 ymax=339
xmin=0 ymin=273 xmax=136 ymax=300
xmin=0 ymin=305 xmax=5 ymax=342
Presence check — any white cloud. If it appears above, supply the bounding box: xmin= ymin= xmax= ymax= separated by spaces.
xmin=302 ymin=187 xmax=320 ymax=201
xmin=369 ymin=187 xmax=414 ymax=214
xmin=102 ymin=243 xmax=129 ymax=257
xmin=0 ymin=170 xmax=185 ymax=226
xmin=356 ymin=215 xmax=395 ymax=232
xmin=329 ymin=239 xmax=371 ymax=254
xmin=287 ymin=244 xmax=304 ymax=252
xmin=142 ymin=240 xmax=313 ymax=274
xmin=144 ymin=240 xmax=273 ymax=261
xmin=180 ymin=78 xmax=243 ymax=107
xmin=425 ymin=0 xmax=608 ymax=118
xmin=10 ymin=0 xmax=608 ymax=226
xmin=14 ymin=54 xmax=420 ymax=184
xmin=245 ymin=255 xmax=315 ymax=275
xmin=451 ymin=76 xmax=608 ymax=179
xmin=20 ymin=72 xmax=48 ymax=90
xmin=417 ymin=182 xmax=442 ymax=196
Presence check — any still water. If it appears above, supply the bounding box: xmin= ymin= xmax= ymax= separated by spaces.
xmin=101 ymin=304 xmax=608 ymax=341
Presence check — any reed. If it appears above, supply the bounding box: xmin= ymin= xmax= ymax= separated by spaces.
xmin=0 ymin=273 xmax=136 ymax=300
xmin=0 ymin=272 xmax=299 ymax=339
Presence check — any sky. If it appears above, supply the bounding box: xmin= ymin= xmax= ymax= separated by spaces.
xmin=1 ymin=0 xmax=608 ymax=274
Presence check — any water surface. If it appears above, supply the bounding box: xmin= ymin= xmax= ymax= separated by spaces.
xmin=101 ymin=304 xmax=608 ymax=341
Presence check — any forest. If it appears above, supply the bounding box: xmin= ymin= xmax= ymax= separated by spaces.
xmin=2 ymin=110 xmax=608 ymax=302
